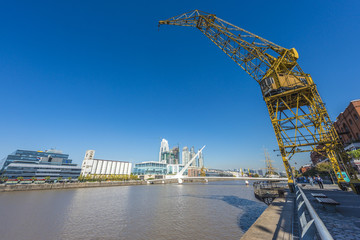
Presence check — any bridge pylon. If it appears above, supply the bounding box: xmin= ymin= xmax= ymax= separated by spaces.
xmin=171 ymin=145 xmax=206 ymax=184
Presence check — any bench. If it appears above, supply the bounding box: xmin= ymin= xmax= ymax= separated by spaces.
xmin=311 ymin=193 xmax=327 ymax=198
xmin=316 ymin=197 xmax=340 ymax=211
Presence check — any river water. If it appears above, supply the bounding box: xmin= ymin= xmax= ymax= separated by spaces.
xmin=0 ymin=181 xmax=267 ymax=240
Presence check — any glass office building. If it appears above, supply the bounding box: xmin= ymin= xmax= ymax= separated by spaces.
xmin=0 ymin=149 xmax=81 ymax=180
xmin=132 ymin=161 xmax=167 ymax=175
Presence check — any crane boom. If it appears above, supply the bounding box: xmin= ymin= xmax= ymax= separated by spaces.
xmin=159 ymin=10 xmax=360 ymax=194
xmin=159 ymin=10 xmax=300 ymax=84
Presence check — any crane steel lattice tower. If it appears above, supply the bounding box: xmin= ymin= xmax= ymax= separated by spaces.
xmin=159 ymin=10 xmax=360 ymax=193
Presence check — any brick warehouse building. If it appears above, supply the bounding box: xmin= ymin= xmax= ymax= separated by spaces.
xmin=334 ymin=100 xmax=360 ymax=172
xmin=334 ymin=100 xmax=360 ymax=145
xmin=310 ymin=145 xmax=327 ymax=165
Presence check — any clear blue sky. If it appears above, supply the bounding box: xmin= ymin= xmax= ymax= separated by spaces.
xmin=0 ymin=1 xmax=359 ymax=171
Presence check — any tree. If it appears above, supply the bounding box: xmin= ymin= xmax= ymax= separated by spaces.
xmin=31 ymin=176 xmax=37 ymax=182
xmin=316 ymin=162 xmax=332 ymax=172
xmin=57 ymin=177 xmax=63 ymax=182
xmin=0 ymin=176 xmax=8 ymax=183
xmin=302 ymin=168 xmax=319 ymax=177
xmin=68 ymin=177 xmax=72 ymax=182
xmin=93 ymin=174 xmax=98 ymax=181
xmin=77 ymin=174 xmax=84 ymax=182
xmin=315 ymin=162 xmax=335 ymax=183
xmin=85 ymin=174 xmax=93 ymax=182
xmin=130 ymin=174 xmax=138 ymax=180
xmin=45 ymin=176 xmax=51 ymax=182
xmin=17 ymin=176 xmax=24 ymax=181
xmin=348 ymin=149 xmax=360 ymax=159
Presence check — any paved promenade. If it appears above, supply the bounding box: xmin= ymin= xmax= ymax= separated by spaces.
xmin=241 ymin=193 xmax=293 ymax=240
xmin=300 ymin=184 xmax=360 ymax=240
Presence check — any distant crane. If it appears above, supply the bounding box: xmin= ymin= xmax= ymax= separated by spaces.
xmin=159 ymin=10 xmax=360 ymax=193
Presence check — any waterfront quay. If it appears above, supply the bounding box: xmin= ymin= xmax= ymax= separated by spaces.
xmin=0 ymin=178 xmax=210 ymax=192
xmin=0 ymin=177 xmax=286 ymax=192
xmin=0 ymin=180 xmax=146 ymax=192
xmin=241 ymin=192 xmax=293 ymax=240
xmin=242 ymin=183 xmax=360 ymax=240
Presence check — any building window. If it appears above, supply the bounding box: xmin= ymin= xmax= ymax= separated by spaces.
xmin=355 ymin=114 xmax=359 ymax=121
xmin=357 ymin=133 xmax=360 ymax=141
xmin=348 ymin=134 xmax=354 ymax=141
xmin=343 ymin=123 xmax=349 ymax=132
xmin=349 ymin=119 xmax=353 ymax=125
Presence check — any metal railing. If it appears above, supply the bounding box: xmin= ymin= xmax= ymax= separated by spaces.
xmin=295 ymin=185 xmax=333 ymax=240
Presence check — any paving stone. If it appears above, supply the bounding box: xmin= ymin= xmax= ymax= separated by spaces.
xmin=301 ymin=184 xmax=360 ymax=239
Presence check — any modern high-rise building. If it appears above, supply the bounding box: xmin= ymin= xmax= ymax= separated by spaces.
xmin=157 ymin=139 xmax=204 ymax=174
xmin=198 ymin=150 xmax=204 ymax=168
xmin=159 ymin=138 xmax=169 ymax=163
xmin=170 ymin=146 xmax=180 ymax=164
xmin=190 ymin=146 xmax=196 ymax=167
xmin=0 ymin=149 xmax=81 ymax=180
xmin=160 ymin=152 xmax=170 ymax=164
xmin=182 ymin=146 xmax=190 ymax=165
xmin=81 ymin=150 xmax=132 ymax=176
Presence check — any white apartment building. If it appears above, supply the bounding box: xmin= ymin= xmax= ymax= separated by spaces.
xmin=182 ymin=146 xmax=190 ymax=165
xmin=81 ymin=150 xmax=132 ymax=176
xmin=198 ymin=150 xmax=204 ymax=168
xmin=159 ymin=138 xmax=169 ymax=163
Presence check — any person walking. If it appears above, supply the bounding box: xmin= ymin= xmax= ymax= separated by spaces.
xmin=308 ymin=176 xmax=314 ymax=186
xmin=318 ymin=175 xmax=324 ymax=189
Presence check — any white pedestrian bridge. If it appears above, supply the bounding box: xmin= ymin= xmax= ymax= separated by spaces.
xmin=147 ymin=176 xmax=288 ymax=184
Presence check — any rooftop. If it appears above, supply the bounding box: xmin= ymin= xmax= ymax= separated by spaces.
xmin=93 ymin=158 xmax=130 ymax=163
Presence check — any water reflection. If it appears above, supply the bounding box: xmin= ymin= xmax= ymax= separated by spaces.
xmin=182 ymin=194 xmax=267 ymax=231
xmin=0 ymin=190 xmax=77 ymax=240
xmin=0 ymin=181 xmax=266 ymax=240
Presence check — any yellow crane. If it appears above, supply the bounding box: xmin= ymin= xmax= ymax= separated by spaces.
xmin=159 ymin=10 xmax=360 ymax=194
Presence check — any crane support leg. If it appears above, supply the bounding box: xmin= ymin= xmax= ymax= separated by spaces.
xmin=281 ymin=154 xmax=295 ymax=192
xmin=330 ymin=149 xmax=360 ymax=193
xmin=327 ymin=150 xmax=347 ymax=190
xmin=265 ymin=98 xmax=294 ymax=192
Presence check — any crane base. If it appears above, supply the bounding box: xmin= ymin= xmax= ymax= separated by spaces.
xmin=288 ymin=183 xmax=295 ymax=193
xmin=349 ymin=182 xmax=360 ymax=195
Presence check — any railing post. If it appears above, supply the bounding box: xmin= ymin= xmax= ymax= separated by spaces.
xmin=297 ymin=185 xmax=334 ymax=240
xmin=301 ymin=219 xmax=316 ymax=240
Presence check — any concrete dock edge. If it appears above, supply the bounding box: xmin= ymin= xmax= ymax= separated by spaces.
xmin=241 ymin=192 xmax=294 ymax=240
